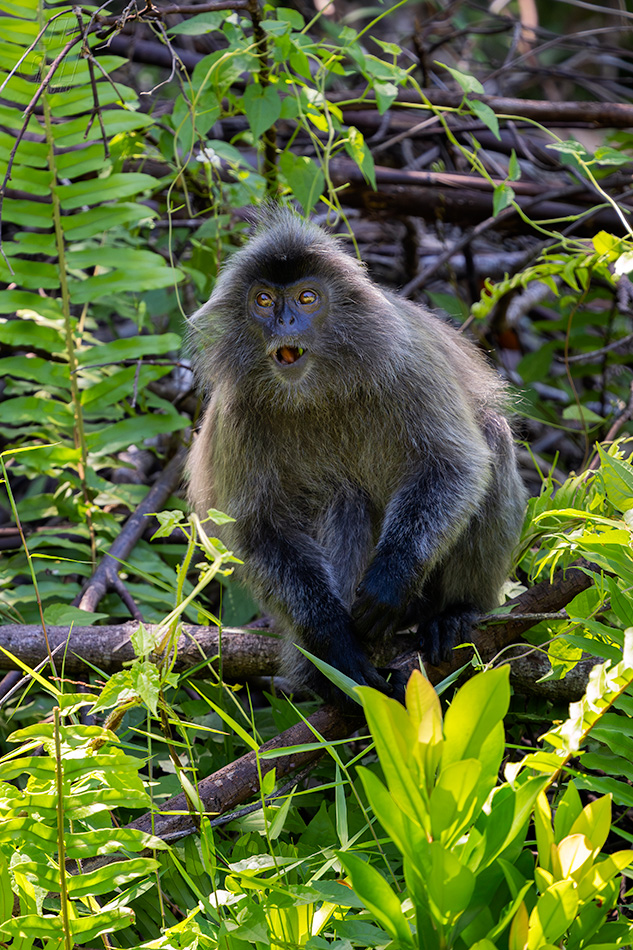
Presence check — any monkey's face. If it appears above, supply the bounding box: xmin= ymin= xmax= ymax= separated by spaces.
xmin=247 ymin=279 xmax=327 ymax=378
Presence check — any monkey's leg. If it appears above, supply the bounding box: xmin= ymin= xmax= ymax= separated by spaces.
xmin=352 ymin=451 xmax=491 ymax=647
xmin=416 ymin=420 xmax=526 ymax=663
xmin=240 ymin=523 xmax=390 ymax=703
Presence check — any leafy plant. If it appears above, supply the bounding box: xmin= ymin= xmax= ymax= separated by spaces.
xmin=345 ymin=662 xmax=633 ymax=949
xmin=0 ymin=696 xmax=168 ymax=947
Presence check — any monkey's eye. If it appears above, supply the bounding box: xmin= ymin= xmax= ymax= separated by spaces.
xmin=256 ymin=292 xmax=274 ymax=308
xmin=298 ymin=290 xmax=318 ymax=306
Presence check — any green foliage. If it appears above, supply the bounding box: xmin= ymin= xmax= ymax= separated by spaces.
xmin=348 ymin=665 xmax=633 ymax=949
xmin=0 ymin=0 xmax=189 ymax=622
xmin=0 ymin=704 xmax=168 ymax=947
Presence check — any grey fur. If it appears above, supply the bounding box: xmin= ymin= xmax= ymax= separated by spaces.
xmin=187 ymin=208 xmax=526 ymax=704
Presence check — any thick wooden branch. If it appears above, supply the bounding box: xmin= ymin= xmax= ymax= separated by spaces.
xmin=0 ymin=623 xmax=279 ymax=678
xmin=337 ymin=90 xmax=633 ymax=129
xmin=329 ymin=160 xmax=631 ymax=237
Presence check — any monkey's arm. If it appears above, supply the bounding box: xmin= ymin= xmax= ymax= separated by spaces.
xmin=239 ymin=522 xmax=390 ymax=698
xmin=352 ymin=448 xmax=491 ymax=646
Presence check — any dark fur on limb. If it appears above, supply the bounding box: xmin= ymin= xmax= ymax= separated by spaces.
xmin=187 ymin=209 xmax=526 ymax=706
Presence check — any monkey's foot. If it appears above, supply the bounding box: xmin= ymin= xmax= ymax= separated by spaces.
xmin=417 ymin=604 xmax=480 ymax=667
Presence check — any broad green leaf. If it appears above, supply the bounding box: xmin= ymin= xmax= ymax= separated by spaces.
xmin=562 ymin=404 xmax=604 ymax=424
xmin=493 ymin=182 xmax=515 ymax=216
xmin=509 ymin=902 xmax=529 ymax=950
xmin=553 ymin=834 xmax=593 ymax=881
xmin=243 ymin=84 xmax=282 ymax=141
xmin=344 ymin=126 xmax=376 ymax=188
xmin=357 ymin=685 xmax=428 ymax=827
xmin=0 ymin=356 xmax=69 ymax=387
xmin=373 ymin=80 xmax=398 ymax=114
xmin=77 ymin=333 xmax=181 ymax=366
xmin=568 ymin=793 xmax=611 ymax=853
xmin=534 ymin=793 xmax=554 ymax=871
xmin=426 ymin=841 xmax=474 ymax=924
xmin=597 ymin=445 xmax=633 ymax=512
xmin=43 ymin=604 xmax=108 ymax=624
xmin=70 ymin=266 xmax=182 ymax=303
xmin=1 ymin=395 xmax=74 ymax=427
xmin=439 ymin=62 xmax=484 ymax=94
xmin=279 ymin=151 xmax=325 ymax=214
xmin=0 ymin=318 xmax=65 ymax=353
xmin=64 ymin=203 xmax=157 ymax=240
xmin=578 ymin=850 xmax=633 ymax=902
xmin=337 ymin=851 xmax=414 ymax=947
xmin=527 ymin=880 xmax=578 ymax=947
xmin=357 ymin=765 xmax=414 ymax=860
xmin=470 ymin=99 xmax=499 ymax=138
xmin=430 ymin=758 xmax=481 ymax=845
xmin=67 ymin=858 xmax=159 ymax=897
xmin=481 ymin=776 xmax=547 ymax=868
xmin=270 ymin=5 xmax=304 ymax=28
xmin=442 ymin=666 xmax=510 ymax=768
xmin=168 ymin=10 xmax=225 ymax=33
xmin=593 ymin=145 xmax=631 ymax=166
xmin=552 ymin=780 xmax=582 ymax=842
xmin=86 ymin=412 xmax=188 ymax=456
xmin=56 ymin=173 xmax=157 ymax=210
xmin=0 ymin=854 xmax=11 ymax=925
xmin=508 ymin=150 xmax=521 ymax=180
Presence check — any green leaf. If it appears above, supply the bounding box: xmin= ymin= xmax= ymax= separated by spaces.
xmin=438 ymin=62 xmax=484 ymax=94
xmin=493 ymin=182 xmax=515 ymax=216
xmin=552 ymin=781 xmax=583 ymax=842
xmin=0 ymin=319 xmax=63 ymax=352
xmin=336 ymin=851 xmax=414 ymax=947
xmin=528 ymin=880 xmax=578 ymax=946
xmin=279 ymin=151 xmax=325 ymax=214
xmin=470 ymin=99 xmax=499 ymax=138
xmin=56 ymin=173 xmax=157 ymax=210
xmin=426 ymin=841 xmax=475 ymax=923
xmin=568 ymin=794 xmax=611 ymax=853
xmin=243 ymin=84 xmax=282 ymax=140
xmin=67 ymin=857 xmax=159 ymax=897
xmin=429 ymin=758 xmax=482 ymax=845
xmin=276 ymin=6 xmax=305 ymax=29
xmin=85 ymin=412 xmax=189 ymax=456
xmin=597 ymin=445 xmax=633 ymax=512
xmin=0 ymin=854 xmax=11 ymax=925
xmin=357 ymin=685 xmax=428 ymax=826
xmin=357 ymin=766 xmax=413 ymax=860
xmin=546 ymin=139 xmax=588 ymax=159
xmin=168 ymin=10 xmax=225 ymax=33
xmin=562 ymin=404 xmax=604 ymax=424
xmin=1 ymin=395 xmax=74 ymax=427
xmin=373 ymin=81 xmax=398 ymax=114
xmin=442 ymin=666 xmax=510 ymax=768
xmin=344 ymin=126 xmax=376 ymax=189
xmin=42 ymin=604 xmax=108 ymax=625
xmin=593 ymin=145 xmax=631 ymax=166
xmin=77 ymin=333 xmax=181 ymax=366
xmin=508 ymin=149 xmax=521 ymax=180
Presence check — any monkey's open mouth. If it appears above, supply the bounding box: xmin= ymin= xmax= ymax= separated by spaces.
xmin=274 ymin=345 xmax=306 ymax=366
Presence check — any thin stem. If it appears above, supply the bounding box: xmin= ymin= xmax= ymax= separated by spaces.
xmin=54 ymin=707 xmax=73 ymax=950
xmin=42 ymin=97 xmax=97 ymax=569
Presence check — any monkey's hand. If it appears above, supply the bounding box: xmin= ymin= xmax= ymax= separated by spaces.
xmin=305 ymin=639 xmax=394 ymax=710
xmin=352 ymin=569 xmax=406 ymax=646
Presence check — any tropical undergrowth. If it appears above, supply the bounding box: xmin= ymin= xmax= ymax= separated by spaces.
xmin=1 ymin=0 xmax=633 ymax=946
